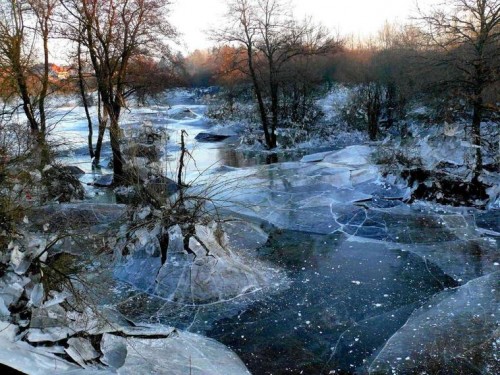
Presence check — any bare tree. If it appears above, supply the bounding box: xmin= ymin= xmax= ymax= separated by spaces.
xmin=418 ymin=0 xmax=500 ymax=179
xmin=60 ymin=0 xmax=176 ymax=183
xmin=0 ymin=0 xmax=53 ymax=166
xmin=27 ymin=0 xmax=58 ymax=165
xmin=214 ymin=0 xmax=338 ymax=149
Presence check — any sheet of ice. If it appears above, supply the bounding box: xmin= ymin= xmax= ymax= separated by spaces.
xmin=27 ymin=306 xmax=134 ymax=343
xmin=0 ymin=322 xmax=82 ymax=374
xmin=368 ymin=272 xmax=499 ymax=374
xmin=300 ymin=151 xmax=331 ymax=163
xmin=65 ymin=337 xmax=100 ymax=366
xmin=322 ymin=145 xmax=372 ymax=167
xmin=101 ymin=330 xmax=250 ymax=375
xmin=115 ymin=224 xmax=286 ymax=305
xmin=201 ymin=231 xmax=457 ymax=374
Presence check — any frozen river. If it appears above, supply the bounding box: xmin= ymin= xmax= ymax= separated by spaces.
xmin=53 ymin=92 xmax=499 ymax=374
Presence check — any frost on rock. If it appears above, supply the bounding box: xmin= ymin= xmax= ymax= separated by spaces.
xmin=368 ymin=272 xmax=500 ymax=374
xmin=115 ymin=223 xmax=285 ymax=304
xmin=101 ymin=330 xmax=251 ymax=375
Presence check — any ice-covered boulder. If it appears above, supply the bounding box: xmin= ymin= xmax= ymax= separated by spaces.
xmin=93 ymin=174 xmax=114 ymax=187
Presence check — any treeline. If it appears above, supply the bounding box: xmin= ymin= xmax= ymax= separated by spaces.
xmin=0 ymin=0 xmax=498 ymax=185
xmin=181 ymin=0 xmax=498 ymax=179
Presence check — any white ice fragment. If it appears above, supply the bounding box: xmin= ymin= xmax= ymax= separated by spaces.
xmin=29 ymin=283 xmax=44 ymax=308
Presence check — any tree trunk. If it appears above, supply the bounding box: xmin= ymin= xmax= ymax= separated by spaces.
xmin=270 ymin=84 xmax=278 ymax=148
xmin=108 ymin=102 xmax=125 ymax=185
xmin=386 ymin=82 xmax=396 ymax=128
xmin=77 ymin=40 xmax=94 ymax=159
xmin=38 ymin=25 xmax=50 ymax=167
xmin=246 ymin=45 xmax=271 ymax=148
xmin=471 ymin=99 xmax=483 ymax=181
xmin=93 ymin=92 xmax=107 ymax=166
xmin=269 ymin=65 xmax=278 ymax=149
xmin=15 ymin=68 xmax=38 ymax=134
xmin=367 ymin=85 xmax=381 ymax=141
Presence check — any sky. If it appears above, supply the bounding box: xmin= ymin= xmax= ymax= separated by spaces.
xmin=170 ymin=0 xmax=432 ymax=52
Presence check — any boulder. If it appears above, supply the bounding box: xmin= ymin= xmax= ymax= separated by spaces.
xmin=42 ymin=165 xmax=85 ymax=202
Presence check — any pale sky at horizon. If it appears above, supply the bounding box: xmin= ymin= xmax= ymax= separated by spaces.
xmin=171 ymin=0 xmax=432 ymax=52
